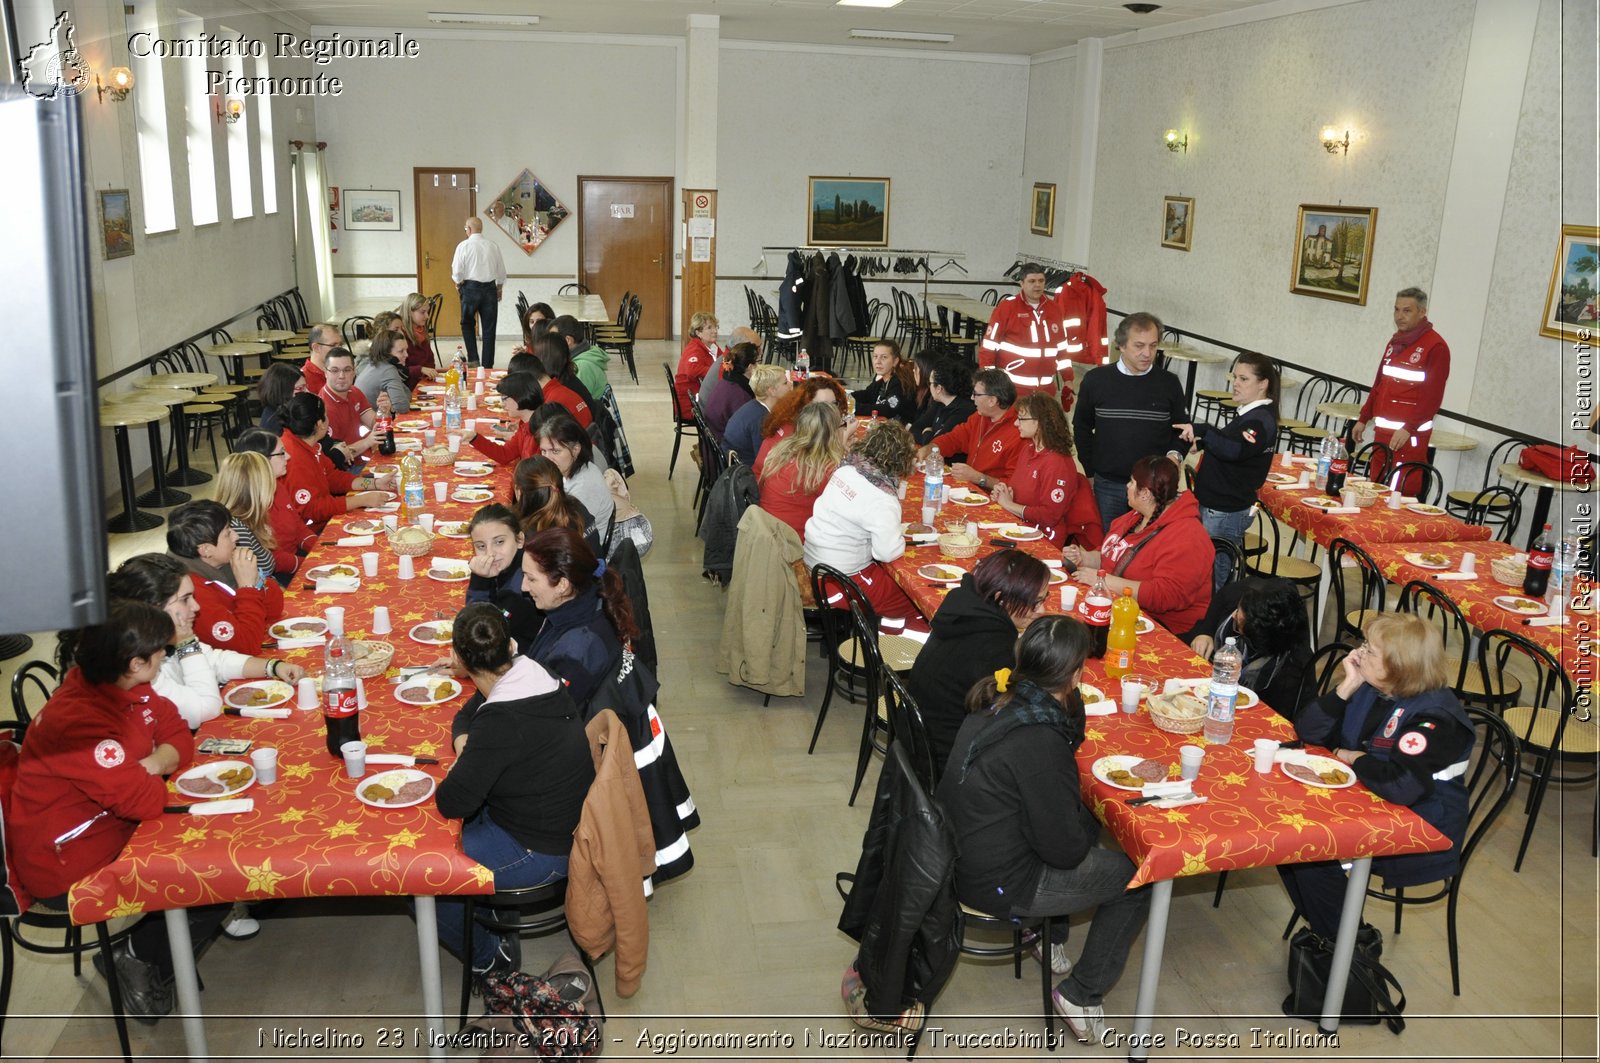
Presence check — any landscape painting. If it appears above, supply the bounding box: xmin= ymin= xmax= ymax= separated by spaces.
xmin=1290 ymin=204 xmax=1377 ymax=305
xmin=99 ymin=189 xmax=133 ymax=259
xmin=1540 ymin=224 xmax=1600 ymax=341
xmin=807 ymin=177 xmax=890 ymax=247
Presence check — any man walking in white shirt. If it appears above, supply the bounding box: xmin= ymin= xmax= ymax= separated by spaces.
xmin=451 ymin=217 xmax=507 ymax=368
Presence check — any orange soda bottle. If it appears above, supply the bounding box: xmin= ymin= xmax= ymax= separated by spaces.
xmin=1104 ymin=588 xmax=1140 ymax=679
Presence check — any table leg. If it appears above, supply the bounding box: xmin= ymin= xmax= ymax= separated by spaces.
xmin=107 ymin=426 xmax=163 ymax=532
xmin=1126 ymin=878 xmax=1172 ymax=1063
xmin=166 ymin=404 xmax=212 ymax=486
xmin=414 ymin=896 xmax=448 ymax=1060
xmin=1183 ymin=361 xmax=1199 ymax=417
xmin=165 ymin=908 xmax=210 ymax=1062
xmin=1525 ymin=485 xmax=1555 ymax=550
xmin=1317 ymin=856 xmax=1372 ymax=1033
xmin=136 ymin=420 xmax=191 ymax=507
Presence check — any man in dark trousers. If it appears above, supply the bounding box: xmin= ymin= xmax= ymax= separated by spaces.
xmin=451 ymin=216 xmax=506 ymax=368
xmin=1072 ymin=311 xmax=1187 ymax=531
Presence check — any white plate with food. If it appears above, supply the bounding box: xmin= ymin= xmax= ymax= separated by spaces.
xmin=946 ymin=488 xmax=990 ymax=507
xmin=426 ymin=560 xmax=472 ymax=583
xmin=223 ymin=680 xmax=294 ymax=711
xmin=454 ymin=461 xmax=494 ymax=477
xmin=418 ymin=385 xmax=447 ymax=396
xmin=1493 ymin=594 xmax=1547 ymax=616
xmin=1403 ymin=550 xmax=1452 ymax=570
xmin=1092 ymin=755 xmax=1170 ymax=792
xmin=270 ymin=616 xmax=328 ymax=641
xmin=451 ymin=486 xmax=495 ymax=504
xmin=435 ymin=520 xmax=471 ymax=539
xmin=1300 ymin=496 xmax=1345 ymax=511
xmin=998 ymin=526 xmax=1044 ymax=542
xmin=357 ymin=769 xmax=438 ymax=809
xmin=1177 ymin=680 xmax=1260 ymax=710
xmin=305 ymin=563 xmax=361 ymax=582
xmin=902 ymin=521 xmax=938 ymax=541
xmin=1404 ymin=502 xmax=1447 ymax=516
xmin=1048 ymin=569 xmax=1069 ymax=586
xmin=394 ymin=675 xmax=463 ymax=706
xmin=393 ymin=437 xmax=422 ymax=451
xmin=343 ymin=518 xmax=384 ymax=536
xmin=1135 ymin=616 xmax=1155 ymax=635
xmin=175 ymin=760 xmax=256 ymax=800
xmin=917 ymin=563 xmax=967 ymax=584
xmin=1078 ymin=683 xmax=1111 ymax=712
xmin=1265 ymin=472 xmax=1298 ymax=485
xmin=394 ymin=419 xmax=430 ymax=432
xmin=408 ymin=620 xmax=455 ymax=645
xmin=1279 ymin=754 xmax=1356 ymax=789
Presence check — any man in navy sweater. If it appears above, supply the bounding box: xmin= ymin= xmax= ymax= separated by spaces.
xmin=1072 ymin=312 xmax=1187 ymax=530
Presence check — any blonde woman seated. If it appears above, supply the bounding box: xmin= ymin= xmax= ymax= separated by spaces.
xmin=758 ymin=402 xmax=847 ymax=541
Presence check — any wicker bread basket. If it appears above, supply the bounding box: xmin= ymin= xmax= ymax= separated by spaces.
xmin=421 ymin=444 xmax=454 ymax=467
xmin=351 ymin=640 xmax=395 ymax=678
xmin=1148 ymin=692 xmax=1208 ymax=735
xmin=386 ymin=527 xmax=435 ymax=556
xmin=1489 ymin=555 xmax=1527 ymax=587
xmin=938 ymin=532 xmax=981 ymax=559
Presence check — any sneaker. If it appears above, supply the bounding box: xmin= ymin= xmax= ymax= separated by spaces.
xmin=221 ymin=904 xmax=260 ymax=940
xmin=1051 ymin=988 xmax=1106 ymax=1044
xmin=92 ymin=944 xmax=174 ymax=1025
xmin=470 ymin=932 xmax=522 ymax=997
xmin=1026 ymin=933 xmax=1074 ymax=977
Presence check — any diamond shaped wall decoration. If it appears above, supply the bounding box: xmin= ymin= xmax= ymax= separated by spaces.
xmin=486 ymin=168 xmax=569 ymax=255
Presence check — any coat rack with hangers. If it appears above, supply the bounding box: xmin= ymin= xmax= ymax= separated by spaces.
xmin=1012 ymin=251 xmax=1088 ymax=274
xmin=757 ymin=247 xmax=967 ymax=301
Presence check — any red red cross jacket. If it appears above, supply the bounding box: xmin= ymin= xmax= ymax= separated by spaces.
xmin=1356 ymin=322 xmax=1450 ymax=463
xmin=673 ymin=339 xmax=715 ymax=419
xmin=1008 ymin=446 xmax=1103 ymax=549
xmin=980 ymin=295 xmax=1075 ymax=404
xmin=281 ymin=429 xmax=356 ymax=531
xmin=930 ymin=408 xmax=1023 ymax=481
xmin=186 ymin=560 xmax=285 ymax=652
xmin=1051 ymin=272 xmax=1109 ymax=370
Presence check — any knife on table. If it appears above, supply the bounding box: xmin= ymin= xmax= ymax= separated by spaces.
xmin=163 ymin=799 xmax=255 ymax=815
xmin=365 ymin=754 xmax=441 ymax=767
xmin=223 ymin=707 xmax=293 ymax=719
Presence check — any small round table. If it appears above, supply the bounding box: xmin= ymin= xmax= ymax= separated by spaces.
xmin=137 ymin=375 xmax=217 ymax=485
xmin=1314 ymin=401 xmax=1365 ymax=424
xmin=1498 ymin=461 xmax=1591 ymax=550
xmin=1158 ymin=344 xmax=1229 ymax=410
xmin=205 ymin=341 xmax=273 ymax=386
xmin=1428 ymin=429 xmax=1479 ymax=453
xmin=129 ymin=388 xmax=202 ymax=499
xmin=230 ymin=329 xmax=297 ymax=345
xmin=101 ymin=402 xmax=170 ymax=532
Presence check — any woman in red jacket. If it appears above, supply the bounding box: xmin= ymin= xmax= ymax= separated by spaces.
xmin=992 ymin=395 xmax=1102 ymax=549
xmin=233 ymin=428 xmax=316 ymax=579
xmin=673 ymin=311 xmax=719 ymax=419
xmin=461 ymin=371 xmax=543 ymax=465
xmin=279 ymin=393 xmax=390 ymax=532
xmin=1064 ymin=455 xmax=1215 ymax=634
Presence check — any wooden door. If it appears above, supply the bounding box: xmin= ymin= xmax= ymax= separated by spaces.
xmin=578 ymin=177 xmax=672 ymax=340
xmin=414 ymin=168 xmax=475 ymax=339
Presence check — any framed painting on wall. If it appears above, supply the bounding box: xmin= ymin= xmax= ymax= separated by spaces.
xmin=1290 ymin=204 xmax=1377 ymax=305
xmin=99 ymin=189 xmax=133 ymax=259
xmin=807 ymin=177 xmax=890 ymax=247
xmin=344 ymin=189 xmax=401 ymax=231
xmin=1540 ymin=224 xmax=1600 ymax=342
xmin=1030 ymin=183 xmax=1056 ymax=237
xmin=1161 ymin=195 xmax=1193 ymax=251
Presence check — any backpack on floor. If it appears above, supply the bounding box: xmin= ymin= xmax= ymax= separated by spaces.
xmin=463 ymin=959 xmax=602 ymax=1059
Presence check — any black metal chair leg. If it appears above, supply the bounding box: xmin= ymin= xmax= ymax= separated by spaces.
xmin=95 ymin=923 xmax=134 ymax=1063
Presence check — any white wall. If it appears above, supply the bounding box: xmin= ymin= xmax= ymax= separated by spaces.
xmin=1018 ymin=54 xmax=1076 ymax=261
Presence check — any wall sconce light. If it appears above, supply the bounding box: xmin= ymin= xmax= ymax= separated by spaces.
xmin=1164 ymin=129 xmax=1188 ymax=154
xmin=1321 ymin=126 xmax=1349 ymax=156
xmin=96 ymin=66 xmax=134 ymax=103
xmin=225 ymin=98 xmax=244 ymax=124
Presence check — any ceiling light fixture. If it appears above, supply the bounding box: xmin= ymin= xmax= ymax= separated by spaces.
xmin=837 ymin=0 xmax=904 ymax=8
xmin=848 ymin=28 xmax=954 ymax=43
xmin=426 ymin=11 xmax=541 ymax=26
xmin=1124 ymin=3 xmax=1162 ymax=12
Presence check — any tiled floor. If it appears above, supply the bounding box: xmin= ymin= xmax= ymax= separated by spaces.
xmin=2 ymin=340 xmax=1595 ymax=1060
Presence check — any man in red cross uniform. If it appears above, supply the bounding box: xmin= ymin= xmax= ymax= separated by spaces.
xmin=980 ymin=264 xmax=1079 ymax=412
xmin=1354 ymin=287 xmax=1449 ymax=494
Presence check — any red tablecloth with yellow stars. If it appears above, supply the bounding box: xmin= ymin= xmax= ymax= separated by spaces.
xmin=1364 ymin=538 xmax=1597 ymax=681
xmin=1257 ymin=455 xmax=1491 ymax=548
xmin=69 ymin=402 xmax=515 ymax=923
xmin=881 ymin=479 xmax=1450 ymax=890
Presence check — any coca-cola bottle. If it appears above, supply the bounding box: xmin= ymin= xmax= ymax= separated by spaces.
xmin=1076 ymin=572 xmax=1114 ymax=658
xmin=323 ymin=635 xmax=361 ymax=757
xmin=1523 ymin=523 xmax=1554 ymax=598
xmin=374 ymin=411 xmax=396 ymax=455
xmin=1325 ymin=431 xmax=1350 ymax=498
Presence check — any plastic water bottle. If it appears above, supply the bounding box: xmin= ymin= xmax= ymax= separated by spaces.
xmin=1203 ymin=637 xmax=1243 ymax=745
xmin=1551 ymin=536 xmax=1578 ymax=604
xmin=444 ymin=379 xmax=464 ymax=432
xmin=795 ymin=348 xmax=810 ymax=378
xmin=323 ymin=634 xmax=361 ymax=758
xmin=1314 ymin=435 xmax=1335 ymax=491
xmin=923 ymin=446 xmax=944 ymax=515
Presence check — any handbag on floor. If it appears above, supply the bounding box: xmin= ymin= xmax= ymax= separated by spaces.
xmin=1282 ymin=926 xmax=1406 ymax=1034
xmin=463 ymin=953 xmax=603 ymax=1059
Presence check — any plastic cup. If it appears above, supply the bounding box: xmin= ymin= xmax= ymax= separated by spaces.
xmin=474 ymin=382 xmax=485 ymax=396
xmin=1060 ymin=585 xmax=1079 ymax=611
xmin=466 ymin=393 xmax=478 ymax=411
xmin=341 ymin=740 xmax=367 ymax=779
xmin=965 ymin=521 xmax=978 ymax=539
xmin=1341 ymin=488 xmax=1357 ymax=508
xmin=371 ymin=606 xmax=392 ymax=635
xmin=356 ymin=677 xmax=368 ymax=710
xmin=397 ymin=554 xmax=415 ymax=580
xmin=296 ymin=677 xmax=317 ymax=710
xmin=1252 ymin=738 xmax=1280 ymax=773
xmin=361 ymin=551 xmax=379 ymax=577
xmin=1459 ymin=551 xmax=1476 ymax=575
xmin=422 ymin=428 xmax=436 ymax=446
xmin=1297 ymin=470 xmax=1312 ymax=487
xmin=324 ymin=606 xmax=345 ymax=637
xmin=475 ymin=366 xmax=486 ymax=381
xmin=434 ymin=481 xmax=448 ymax=502
xmin=249 ymin=747 xmax=278 ymax=785
xmin=1387 ymin=490 xmax=1403 ymax=510
xmin=1179 ymin=744 xmax=1205 ymax=781
xmin=383 ymin=514 xmax=399 ymax=533
xmin=418 ymin=513 xmax=435 ymax=534
xmin=920 ymin=504 xmax=935 ymax=526
xmin=1119 ymin=675 xmax=1146 ymax=714
xmin=447 ymin=434 xmax=462 ymax=454
xmin=430 ymin=410 xmax=443 ymax=427
xmin=897 ymin=480 xmax=908 ymax=500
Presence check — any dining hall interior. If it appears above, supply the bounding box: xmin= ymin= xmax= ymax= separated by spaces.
xmin=1 ymin=0 xmax=1595 ymax=1059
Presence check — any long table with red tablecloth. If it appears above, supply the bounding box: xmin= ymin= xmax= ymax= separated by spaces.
xmin=1256 ymin=454 xmax=1492 ymax=548
xmin=68 ymin=381 xmax=517 ymax=1060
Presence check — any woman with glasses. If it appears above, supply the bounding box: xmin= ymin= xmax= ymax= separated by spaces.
xmin=535 ymin=412 xmax=614 ymax=540
xmin=906 ymin=550 xmax=1052 ymax=777
xmin=991 ymin=394 xmax=1102 ymax=549
xmin=673 ymin=311 xmax=720 ymax=420
xmin=233 ymin=428 xmax=317 ymax=579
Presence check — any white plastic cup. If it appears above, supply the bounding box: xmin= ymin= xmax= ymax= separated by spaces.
xmin=434 ymin=481 xmax=448 ymax=502
xmin=422 ymin=428 xmax=436 ymax=446
xmin=430 ymin=410 xmax=443 ymax=427
xmin=1459 ymin=551 xmax=1476 ymax=575
xmin=897 ymin=480 xmax=908 ymax=500
xmin=249 ymin=747 xmax=279 ymax=785
xmin=447 ymin=434 xmax=462 ymax=454
xmin=1388 ymin=490 xmax=1403 ymax=510
xmin=383 ymin=514 xmax=399 ymax=533
xmin=1179 ymin=744 xmax=1205 ymax=781
xmin=1252 ymin=738 xmax=1280 ymax=774
xmin=324 ymin=606 xmax=345 ymax=637
xmin=296 ymin=677 xmax=317 ymax=710
xmin=475 ymin=366 xmax=486 ymax=381
xmin=1297 ymin=470 xmax=1312 ymax=487
xmin=466 ymin=393 xmax=478 ymax=411
xmin=361 ymin=551 xmax=379 ymax=577
xmin=474 ymin=381 xmax=485 ymax=396
xmin=965 ymin=521 xmax=978 ymax=539
xmin=1341 ymin=488 xmax=1357 ymax=508
xmin=397 ymin=554 xmax=415 ymax=580
xmin=356 ymin=676 xmax=368 ymax=710
xmin=1119 ymin=675 xmax=1146 ymax=714
xmin=341 ymin=740 xmax=367 ymax=779
xmin=920 ymin=504 xmax=935 ymax=526
xmin=371 ymin=606 xmax=392 ymax=635
xmin=418 ymin=513 xmax=435 ymax=534
xmin=1060 ymin=584 xmax=1079 ymax=611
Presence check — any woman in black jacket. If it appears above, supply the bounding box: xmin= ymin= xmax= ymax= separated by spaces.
xmin=935 ymin=616 xmax=1150 ymax=1045
xmin=1176 ymin=350 xmax=1280 ymax=589
xmin=431 ymin=603 xmax=594 ymax=982
xmin=905 ymin=550 xmax=1050 ymax=777
xmin=852 ymin=339 xmax=917 ymax=423
xmin=1184 ymin=577 xmax=1313 ymax=721
xmin=909 ymin=359 xmax=976 ymax=448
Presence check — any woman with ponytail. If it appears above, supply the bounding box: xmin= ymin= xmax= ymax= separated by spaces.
xmin=520 ymin=526 xmax=640 ymax=707
xmin=935 ymin=616 xmax=1150 ymax=1045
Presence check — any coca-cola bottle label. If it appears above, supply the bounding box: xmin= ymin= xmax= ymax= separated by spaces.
xmin=1328 ymin=458 xmax=1348 ymax=477
xmin=326 ymin=688 xmax=358 ymax=718
xmin=1527 ymin=551 xmax=1553 ymax=571
xmin=1078 ymin=596 xmax=1113 ymax=626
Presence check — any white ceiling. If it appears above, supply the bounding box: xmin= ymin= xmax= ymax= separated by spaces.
xmin=279 ymin=0 xmax=1288 ymax=57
